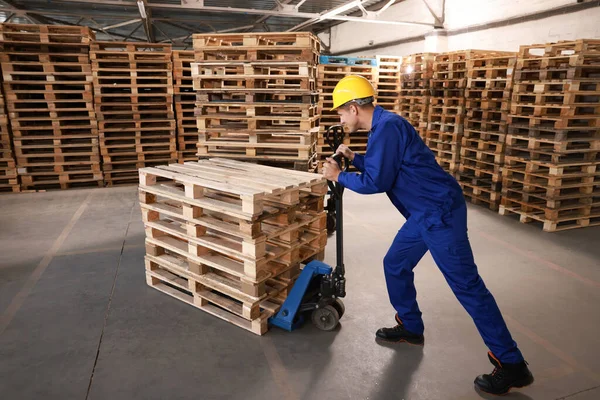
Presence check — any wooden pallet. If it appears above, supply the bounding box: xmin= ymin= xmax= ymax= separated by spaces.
xmin=317 ymin=64 xmax=377 ymax=78
xmin=193 ymin=33 xmax=320 ymax=63
xmin=18 ymin=170 xmax=104 ymax=190
xmin=499 ymin=203 xmax=600 ymax=232
xmin=319 ymin=55 xmax=376 ymax=66
xmin=195 ymin=102 xmax=317 ymax=119
xmin=196 ymin=114 xmax=319 ymax=132
xmin=458 ymin=179 xmax=501 ymax=211
xmin=458 ymin=160 xmax=502 ymax=182
xmin=193 ymin=74 xmax=316 ymax=92
xmin=139 ymin=158 xmax=327 ymax=334
xmin=0 ymin=23 xmax=94 ymax=45
xmin=519 ymin=39 xmax=600 ymax=58
xmin=194 ymin=32 xmax=320 ymax=50
xmin=504 ymin=145 xmax=598 ymax=165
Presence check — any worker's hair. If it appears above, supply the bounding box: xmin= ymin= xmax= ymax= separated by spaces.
xmin=340 ymin=96 xmax=375 ymax=110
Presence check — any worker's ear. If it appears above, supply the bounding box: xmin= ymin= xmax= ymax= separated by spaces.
xmin=350 ymin=103 xmax=358 ymax=115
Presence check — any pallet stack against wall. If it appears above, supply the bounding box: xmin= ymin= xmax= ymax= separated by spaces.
xmin=500 ymin=39 xmax=600 ymax=231
xmin=399 ymin=53 xmax=436 ymax=139
xmin=91 ymin=42 xmax=176 ymax=186
xmin=375 ymin=55 xmax=402 ymax=113
xmin=0 ymin=24 xmax=102 ymax=190
xmin=0 ymin=84 xmax=19 ymax=193
xmin=316 ymin=56 xmax=378 ymax=170
xmin=427 ymin=50 xmax=490 ymax=173
xmin=191 ymin=33 xmax=321 ymax=172
xmin=140 ymin=158 xmax=327 ymax=334
xmin=172 ymin=50 xmax=197 ymax=163
xmin=457 ymin=52 xmax=517 ymax=210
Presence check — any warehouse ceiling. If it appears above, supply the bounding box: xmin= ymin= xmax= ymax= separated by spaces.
xmin=0 ymin=0 xmax=441 ymax=49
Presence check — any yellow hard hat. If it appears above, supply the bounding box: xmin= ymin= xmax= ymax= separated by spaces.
xmin=330 ymin=75 xmax=376 ymax=111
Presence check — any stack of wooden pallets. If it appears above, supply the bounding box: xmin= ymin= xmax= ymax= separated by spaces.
xmin=427 ymin=50 xmax=498 ymax=173
xmin=172 ymin=50 xmax=197 ymax=163
xmin=316 ymin=55 xmax=378 ymax=170
xmin=91 ymin=42 xmax=177 ymax=186
xmin=140 ymin=158 xmax=327 ymax=334
xmin=375 ymin=55 xmax=402 ymax=113
xmin=457 ymin=51 xmax=517 ymax=210
xmin=499 ymin=39 xmax=600 ymax=231
xmin=0 ymin=83 xmax=19 ymax=193
xmin=191 ymin=33 xmax=321 ymax=172
xmin=399 ymin=53 xmax=436 ymax=139
xmin=0 ymin=23 xmax=102 ymax=190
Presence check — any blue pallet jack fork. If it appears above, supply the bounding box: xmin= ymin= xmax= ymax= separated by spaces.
xmin=269 ymin=125 xmax=348 ymax=332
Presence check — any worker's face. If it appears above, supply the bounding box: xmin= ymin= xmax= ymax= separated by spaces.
xmin=337 ymin=104 xmax=359 ymax=132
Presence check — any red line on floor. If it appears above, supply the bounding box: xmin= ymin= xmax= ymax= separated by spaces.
xmin=505 ymin=314 xmax=600 ymax=383
xmin=475 ymin=229 xmax=600 ymax=289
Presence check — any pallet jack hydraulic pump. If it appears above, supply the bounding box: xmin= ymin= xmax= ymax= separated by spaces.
xmin=269 ymin=125 xmax=348 ymax=331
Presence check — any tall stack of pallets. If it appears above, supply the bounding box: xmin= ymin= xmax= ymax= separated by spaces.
xmin=457 ymin=52 xmax=517 ymax=210
xmin=0 ymin=83 xmax=19 ymax=193
xmin=172 ymin=50 xmax=197 ymax=163
xmin=0 ymin=24 xmax=102 ymax=190
xmin=140 ymin=158 xmax=328 ymax=334
xmin=191 ymin=33 xmax=321 ymax=172
xmin=399 ymin=53 xmax=436 ymax=139
xmin=316 ymin=55 xmax=378 ymax=170
xmin=427 ymin=50 xmax=495 ymax=173
xmin=91 ymin=42 xmax=177 ymax=186
xmin=499 ymin=39 xmax=600 ymax=231
xmin=375 ymin=55 xmax=402 ymax=113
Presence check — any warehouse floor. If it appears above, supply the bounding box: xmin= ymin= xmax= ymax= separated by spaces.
xmin=1 ymin=186 xmax=599 ymax=400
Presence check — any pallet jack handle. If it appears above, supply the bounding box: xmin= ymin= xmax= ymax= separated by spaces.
xmin=325 ymin=125 xmax=349 ymax=281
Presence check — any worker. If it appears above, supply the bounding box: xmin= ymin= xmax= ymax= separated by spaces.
xmin=321 ymin=75 xmax=534 ymax=395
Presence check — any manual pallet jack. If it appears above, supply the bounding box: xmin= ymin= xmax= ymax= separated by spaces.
xmin=269 ymin=125 xmax=348 ymax=331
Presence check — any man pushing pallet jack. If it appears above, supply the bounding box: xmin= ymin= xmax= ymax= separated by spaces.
xmin=316 ymin=75 xmax=534 ymax=395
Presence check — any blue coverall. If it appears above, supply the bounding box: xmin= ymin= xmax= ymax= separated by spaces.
xmin=337 ymin=105 xmax=524 ymax=364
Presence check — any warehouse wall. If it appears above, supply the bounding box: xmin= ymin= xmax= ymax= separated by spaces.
xmin=319 ymin=0 xmax=600 ymax=56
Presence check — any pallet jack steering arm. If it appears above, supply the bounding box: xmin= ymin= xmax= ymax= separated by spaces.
xmin=325 ymin=125 xmax=349 ymax=294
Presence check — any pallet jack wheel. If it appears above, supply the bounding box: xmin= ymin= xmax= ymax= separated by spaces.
xmin=332 ymin=298 xmax=345 ymax=318
xmin=311 ymin=305 xmax=340 ymax=331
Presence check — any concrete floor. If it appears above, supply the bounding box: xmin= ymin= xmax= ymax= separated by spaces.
xmin=1 ymin=186 xmax=599 ymax=400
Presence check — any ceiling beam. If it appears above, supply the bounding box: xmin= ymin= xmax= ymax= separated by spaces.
xmin=288 ymin=0 xmax=365 ymax=31
xmin=153 ymin=21 xmax=171 ymax=42
xmin=289 ymin=0 xmax=435 ymax=31
xmin=0 ymin=0 xmax=46 ymax=24
xmin=103 ymin=18 xmax=141 ymax=31
xmin=125 ymin=21 xmax=143 ymax=40
xmin=251 ymin=0 xmax=294 ymax=29
xmin=88 ymin=17 xmax=121 ymax=41
xmin=137 ymin=0 xmax=155 ymax=42
xmin=421 ymin=0 xmax=444 ymax=28
xmin=52 ymin=0 xmax=436 ymax=27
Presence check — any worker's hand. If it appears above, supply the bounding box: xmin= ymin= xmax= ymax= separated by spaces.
xmin=336 ymin=144 xmax=354 ymax=161
xmin=322 ymin=157 xmax=342 ymax=182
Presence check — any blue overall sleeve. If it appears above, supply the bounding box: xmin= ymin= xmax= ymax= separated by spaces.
xmin=352 ymin=153 xmax=365 ymax=172
xmin=338 ymin=120 xmax=403 ymax=194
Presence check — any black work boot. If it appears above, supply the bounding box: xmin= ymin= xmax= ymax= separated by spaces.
xmin=474 ymin=352 xmax=534 ymax=395
xmin=375 ymin=315 xmax=424 ymax=345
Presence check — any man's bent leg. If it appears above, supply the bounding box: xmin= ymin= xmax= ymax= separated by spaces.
xmin=383 ymin=217 xmax=429 ymax=335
